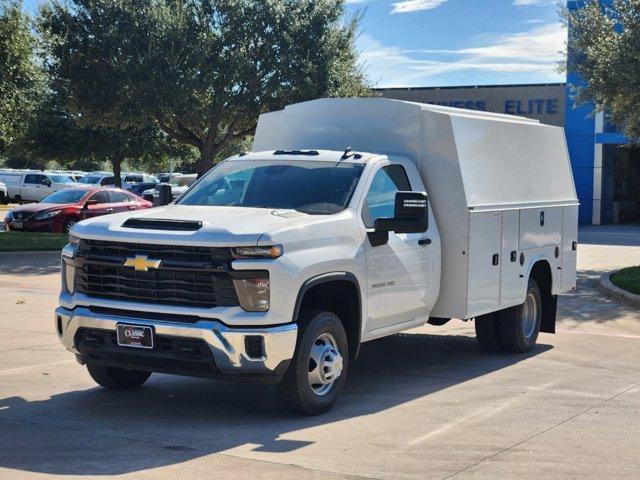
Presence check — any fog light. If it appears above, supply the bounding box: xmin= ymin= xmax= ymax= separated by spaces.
xmin=233 ymin=278 xmax=270 ymax=312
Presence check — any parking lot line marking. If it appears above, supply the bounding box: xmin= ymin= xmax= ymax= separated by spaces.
xmin=441 ymin=380 xmax=640 ymax=479
xmin=0 ymin=359 xmax=75 ymax=376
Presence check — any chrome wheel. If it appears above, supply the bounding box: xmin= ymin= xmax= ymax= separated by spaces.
xmin=521 ymin=292 xmax=538 ymax=339
xmin=307 ymin=332 xmax=343 ymax=396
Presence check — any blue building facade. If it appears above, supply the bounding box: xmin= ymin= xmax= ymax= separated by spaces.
xmin=566 ymin=0 xmax=637 ymax=225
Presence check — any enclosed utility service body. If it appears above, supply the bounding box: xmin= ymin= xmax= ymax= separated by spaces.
xmin=55 ymin=99 xmax=578 ymax=415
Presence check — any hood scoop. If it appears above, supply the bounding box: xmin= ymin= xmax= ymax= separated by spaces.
xmin=122 ymin=218 xmax=203 ymax=231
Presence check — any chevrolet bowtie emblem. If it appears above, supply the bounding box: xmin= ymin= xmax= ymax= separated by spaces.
xmin=123 ymin=254 xmax=162 ymax=272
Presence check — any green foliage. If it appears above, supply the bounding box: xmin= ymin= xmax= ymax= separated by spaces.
xmin=611 ymin=266 xmax=640 ymax=295
xmin=0 ymin=1 xmax=45 ymax=151
xmin=40 ymin=0 xmax=370 ymax=175
xmin=563 ymin=0 xmax=640 ymax=142
xmin=0 ymin=231 xmax=68 ymax=252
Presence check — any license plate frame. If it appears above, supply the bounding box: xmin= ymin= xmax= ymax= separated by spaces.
xmin=12 ymin=221 xmax=23 ymax=230
xmin=116 ymin=324 xmax=154 ymax=349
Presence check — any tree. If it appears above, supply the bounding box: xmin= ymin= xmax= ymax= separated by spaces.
xmin=9 ymin=90 xmax=194 ymax=183
xmin=563 ymin=0 xmax=640 ymax=142
xmin=0 ymin=0 xmax=44 ymax=151
xmin=40 ymin=0 xmax=370 ymax=176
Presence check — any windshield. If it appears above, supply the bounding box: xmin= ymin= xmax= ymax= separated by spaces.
xmin=41 ymin=189 xmax=89 ymax=204
xmin=170 ymin=175 xmax=196 ymax=187
xmin=49 ymin=175 xmax=74 ymax=183
xmin=78 ymin=176 xmax=101 ymax=184
xmin=178 ymin=160 xmax=365 ymax=215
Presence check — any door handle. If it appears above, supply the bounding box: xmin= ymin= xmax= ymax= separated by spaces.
xmin=128 ymin=205 xmax=136 ymax=210
xmin=418 ymin=238 xmax=432 ymax=246
xmin=106 ymin=208 xmax=113 ymax=213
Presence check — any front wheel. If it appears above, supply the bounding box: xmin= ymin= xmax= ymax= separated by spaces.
xmin=62 ymin=217 xmax=77 ymax=234
xmin=86 ymin=364 xmax=151 ymax=389
xmin=278 ymin=310 xmax=349 ymax=415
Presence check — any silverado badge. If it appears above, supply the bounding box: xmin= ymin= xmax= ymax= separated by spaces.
xmin=123 ymin=254 xmax=162 ymax=272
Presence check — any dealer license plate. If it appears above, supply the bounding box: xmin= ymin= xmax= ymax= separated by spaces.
xmin=116 ymin=324 xmax=154 ymax=349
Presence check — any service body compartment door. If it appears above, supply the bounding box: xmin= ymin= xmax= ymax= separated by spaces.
xmin=467 ymin=211 xmax=502 ymax=316
xmin=500 ymin=210 xmax=524 ymax=308
xmin=519 ymin=208 xmax=563 ymax=249
xmin=561 ymin=206 xmax=578 ymax=291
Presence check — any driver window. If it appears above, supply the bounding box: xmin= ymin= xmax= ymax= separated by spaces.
xmin=361 ymin=165 xmax=411 ymax=229
xmin=90 ymin=191 xmax=110 ymax=205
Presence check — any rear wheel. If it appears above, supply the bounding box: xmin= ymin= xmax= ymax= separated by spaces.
xmin=475 ymin=312 xmax=502 ymax=351
xmin=86 ymin=364 xmax=151 ymax=389
xmin=278 ymin=310 xmax=348 ymax=415
xmin=498 ymin=279 xmax=542 ymax=353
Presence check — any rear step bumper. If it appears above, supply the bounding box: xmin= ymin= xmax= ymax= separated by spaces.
xmin=55 ymin=306 xmax=297 ymax=379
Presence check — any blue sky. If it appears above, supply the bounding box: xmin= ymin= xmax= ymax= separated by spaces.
xmin=23 ymin=0 xmax=567 ymax=89
xmin=346 ymin=0 xmax=566 ymax=87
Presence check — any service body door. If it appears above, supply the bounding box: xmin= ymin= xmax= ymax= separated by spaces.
xmin=361 ymin=163 xmax=431 ymax=333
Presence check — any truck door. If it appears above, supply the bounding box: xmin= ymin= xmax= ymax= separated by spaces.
xmin=361 ymin=164 xmax=431 ymax=333
xmin=21 ymin=174 xmax=48 ymax=201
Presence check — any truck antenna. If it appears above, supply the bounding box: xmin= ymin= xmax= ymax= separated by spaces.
xmin=341 ymin=147 xmax=354 ymax=159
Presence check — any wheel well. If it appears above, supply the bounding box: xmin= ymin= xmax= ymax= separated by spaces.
xmin=530 ymin=260 xmax=557 ymax=334
xmin=296 ymin=279 xmax=361 ymax=359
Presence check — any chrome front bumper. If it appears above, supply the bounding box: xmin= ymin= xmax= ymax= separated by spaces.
xmin=55 ymin=306 xmax=297 ymax=377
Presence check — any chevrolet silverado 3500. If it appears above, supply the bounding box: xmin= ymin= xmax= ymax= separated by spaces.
xmin=55 ymin=98 xmax=578 ymax=415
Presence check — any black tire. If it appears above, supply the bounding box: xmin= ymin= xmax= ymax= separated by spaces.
xmin=475 ymin=312 xmax=502 ymax=351
xmin=278 ymin=310 xmax=349 ymax=415
xmin=86 ymin=363 xmax=151 ymax=389
xmin=62 ymin=217 xmax=78 ymax=234
xmin=498 ymin=278 xmax=542 ymax=353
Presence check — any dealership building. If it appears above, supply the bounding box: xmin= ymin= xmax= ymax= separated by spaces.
xmin=378 ymin=82 xmax=637 ymax=226
xmin=377 ymin=5 xmax=637 ymax=226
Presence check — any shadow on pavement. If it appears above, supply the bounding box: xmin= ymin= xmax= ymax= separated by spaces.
xmin=0 ymin=332 xmax=551 ymax=476
xmin=558 ymin=268 xmax=637 ymax=324
xmin=0 ymin=252 xmax=60 ymax=275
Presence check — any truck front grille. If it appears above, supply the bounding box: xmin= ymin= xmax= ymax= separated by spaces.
xmin=74 ymin=240 xmax=239 ymax=309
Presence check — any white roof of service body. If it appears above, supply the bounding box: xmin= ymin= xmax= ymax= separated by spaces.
xmin=254 ymin=98 xmax=578 ymax=211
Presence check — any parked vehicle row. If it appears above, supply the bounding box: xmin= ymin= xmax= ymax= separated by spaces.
xmin=4 ymin=187 xmax=151 ymax=233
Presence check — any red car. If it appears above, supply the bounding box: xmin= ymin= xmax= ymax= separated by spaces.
xmin=4 ymin=187 xmax=152 ymax=234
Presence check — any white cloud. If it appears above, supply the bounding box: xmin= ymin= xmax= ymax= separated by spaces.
xmin=358 ymin=22 xmax=566 ymax=87
xmin=513 ymin=0 xmax=556 ymax=6
xmin=391 ymin=0 xmax=448 ymax=14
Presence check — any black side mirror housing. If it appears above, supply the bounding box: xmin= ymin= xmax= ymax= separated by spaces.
xmin=368 ymin=191 xmax=429 ymax=246
xmin=84 ymin=199 xmax=98 ymax=208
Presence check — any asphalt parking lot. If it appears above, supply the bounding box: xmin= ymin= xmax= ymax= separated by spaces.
xmin=0 ymin=226 xmax=639 ymax=480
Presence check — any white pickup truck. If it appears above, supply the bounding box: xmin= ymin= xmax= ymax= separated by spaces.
xmin=0 ymin=170 xmax=81 ymax=202
xmin=55 ymin=99 xmax=578 ymax=415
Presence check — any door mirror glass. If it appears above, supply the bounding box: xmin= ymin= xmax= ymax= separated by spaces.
xmin=374 ymin=191 xmax=429 ymax=234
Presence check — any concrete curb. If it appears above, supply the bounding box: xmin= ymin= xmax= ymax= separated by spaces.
xmin=598 ymin=271 xmax=640 ymax=308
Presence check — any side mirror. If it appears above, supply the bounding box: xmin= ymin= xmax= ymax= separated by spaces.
xmin=368 ymin=192 xmax=428 ymax=247
xmin=42 ymin=179 xmax=51 ymax=187
xmin=84 ymin=199 xmax=98 ymax=208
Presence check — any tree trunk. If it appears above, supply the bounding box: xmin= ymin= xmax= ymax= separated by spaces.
xmin=112 ymin=153 xmax=124 ymax=188
xmin=196 ymin=146 xmax=215 ymax=178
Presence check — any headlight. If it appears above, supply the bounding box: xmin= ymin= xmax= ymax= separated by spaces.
xmin=232 ymin=245 xmax=283 ymax=259
xmin=68 ymin=234 xmax=80 ymax=247
xmin=233 ymin=277 xmax=270 ymax=312
xmin=34 ymin=210 xmax=61 ymax=221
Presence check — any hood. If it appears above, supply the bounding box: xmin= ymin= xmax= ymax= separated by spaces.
xmin=71 ymin=205 xmax=325 ymax=246
xmin=11 ymin=203 xmax=75 ymax=215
